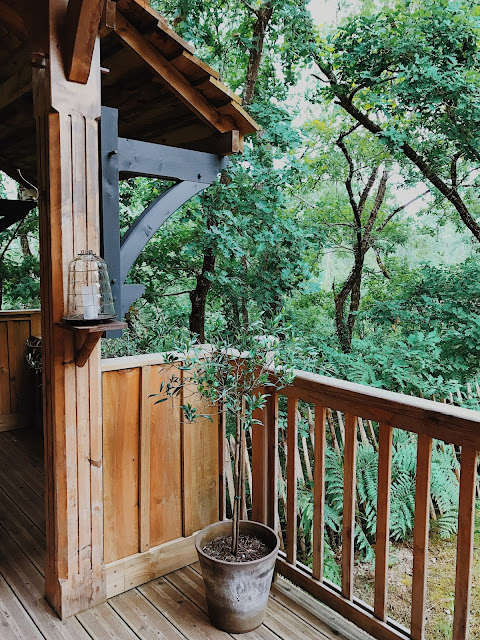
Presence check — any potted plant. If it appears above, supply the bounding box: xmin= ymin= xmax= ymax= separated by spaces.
xmin=152 ymin=321 xmax=294 ymax=633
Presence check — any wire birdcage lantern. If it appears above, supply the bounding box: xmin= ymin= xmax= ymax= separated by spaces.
xmin=64 ymin=250 xmax=116 ymax=324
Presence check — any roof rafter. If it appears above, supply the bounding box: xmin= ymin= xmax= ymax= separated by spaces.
xmin=114 ymin=10 xmax=235 ymax=134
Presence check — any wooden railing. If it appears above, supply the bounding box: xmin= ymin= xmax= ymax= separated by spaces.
xmin=0 ymin=309 xmax=41 ymax=430
xmin=243 ymin=369 xmax=480 ymax=640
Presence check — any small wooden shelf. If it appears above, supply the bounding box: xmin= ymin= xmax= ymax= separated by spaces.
xmin=60 ymin=320 xmax=127 ymax=367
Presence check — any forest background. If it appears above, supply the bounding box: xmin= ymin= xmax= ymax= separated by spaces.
xmin=1 ymin=1 xmax=480 ymax=633
xmin=2 ymin=0 xmax=480 ymax=404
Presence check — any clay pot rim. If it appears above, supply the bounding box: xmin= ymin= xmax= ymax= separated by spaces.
xmin=195 ymin=519 xmax=280 ymax=568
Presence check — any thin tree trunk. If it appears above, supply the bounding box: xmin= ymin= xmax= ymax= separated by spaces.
xmin=189 ymin=247 xmax=216 ymax=343
xmin=242 ymin=4 xmax=273 ymax=106
xmin=232 ymin=397 xmax=246 ymax=555
xmin=20 ymin=234 xmax=32 ymax=256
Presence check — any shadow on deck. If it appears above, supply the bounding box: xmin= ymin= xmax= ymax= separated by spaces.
xmin=0 ymin=428 xmax=373 ymax=640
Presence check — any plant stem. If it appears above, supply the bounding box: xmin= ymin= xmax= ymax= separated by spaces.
xmin=232 ymin=397 xmax=246 ymax=556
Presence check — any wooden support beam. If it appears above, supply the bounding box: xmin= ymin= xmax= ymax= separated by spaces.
xmin=183 ymin=130 xmax=244 ymax=156
xmin=64 ymin=0 xmax=106 ymax=83
xmin=114 ymin=11 xmax=235 ymax=133
xmin=117 ymin=137 xmax=229 ymax=181
xmin=33 ymin=0 xmax=106 ymax=619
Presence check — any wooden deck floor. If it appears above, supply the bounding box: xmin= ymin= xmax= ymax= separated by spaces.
xmin=0 ymin=428 xmax=373 ymax=640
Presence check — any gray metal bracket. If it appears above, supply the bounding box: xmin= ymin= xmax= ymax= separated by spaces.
xmin=100 ymin=106 xmax=228 ymax=337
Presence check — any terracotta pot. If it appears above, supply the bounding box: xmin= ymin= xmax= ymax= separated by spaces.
xmin=196 ymin=520 xmax=279 ymax=634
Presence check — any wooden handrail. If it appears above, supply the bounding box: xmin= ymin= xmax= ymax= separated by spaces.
xmin=280 ymin=368 xmax=480 ymax=449
xmin=245 ymin=368 xmax=480 ymax=640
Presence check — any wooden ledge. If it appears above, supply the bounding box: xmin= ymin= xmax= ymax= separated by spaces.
xmin=60 ymin=319 xmax=127 ymax=367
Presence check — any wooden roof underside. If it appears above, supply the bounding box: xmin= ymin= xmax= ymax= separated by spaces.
xmin=0 ymin=0 xmax=259 ymax=185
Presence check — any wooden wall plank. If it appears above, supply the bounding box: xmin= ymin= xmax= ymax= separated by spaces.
xmin=0 ymin=322 xmax=10 ymax=416
xmin=410 ymin=434 xmax=433 ymax=640
xmin=374 ymin=424 xmax=393 ymax=621
xmin=7 ymin=320 xmax=30 ymax=413
xmin=30 ymin=311 xmax=42 ymax=336
xmin=452 ymin=447 xmax=478 ymax=640
xmin=342 ymin=413 xmax=358 ymax=600
xmin=149 ymin=364 xmax=183 ymax=547
xmin=182 ymin=378 xmax=219 ymax=537
xmin=139 ymin=365 xmax=151 ymax=552
xmin=106 ymin=535 xmax=198 ymax=598
xmin=103 ymin=368 xmax=140 ymax=563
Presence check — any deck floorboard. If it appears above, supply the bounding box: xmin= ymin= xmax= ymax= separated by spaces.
xmin=0 ymin=428 xmax=372 ymax=640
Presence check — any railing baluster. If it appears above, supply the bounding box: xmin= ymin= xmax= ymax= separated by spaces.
xmin=411 ymin=434 xmax=433 ymax=640
xmin=266 ymin=391 xmax=279 ymax=534
xmin=251 ymin=387 xmax=267 ymax=523
xmin=312 ymin=405 xmax=326 ymax=580
xmin=342 ymin=413 xmax=358 ymax=600
xmin=286 ymin=396 xmax=298 ymax=565
xmin=374 ymin=423 xmax=393 ymax=621
xmin=452 ymin=447 xmax=478 ymax=640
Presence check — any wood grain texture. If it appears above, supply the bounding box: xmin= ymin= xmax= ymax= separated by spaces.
xmin=452 ymin=447 xmax=478 ymax=640
xmin=342 ymin=413 xmax=357 ymax=601
xmin=286 ymin=397 xmax=298 ymax=565
xmin=64 ymin=0 xmax=105 ymax=83
xmin=106 ymin=535 xmax=198 ymax=597
xmin=0 ymin=321 xmax=10 ymax=416
xmin=115 ymin=11 xmax=233 ymax=133
xmin=411 ymin=434 xmax=433 ymax=640
xmin=139 ymin=365 xmax=151 ymax=552
xmin=312 ymin=405 xmax=326 ymax=581
xmin=374 ymin=424 xmax=393 ymax=621
xmin=182 ymin=371 xmax=219 ymax=537
xmin=7 ymin=320 xmax=30 ymax=413
xmin=149 ymin=364 xmax=183 ymax=547
xmin=280 ymin=369 xmax=480 ymax=450
xmin=33 ymin=10 xmax=105 ymax=616
xmin=103 ymin=368 xmax=140 ymax=563
xmin=277 ymin=558 xmax=408 ymax=640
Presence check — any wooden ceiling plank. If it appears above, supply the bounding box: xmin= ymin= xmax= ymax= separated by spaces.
xmin=0 ymin=2 xmax=28 ymax=41
xmin=0 ymin=65 xmax=32 ymax=112
xmin=169 ymin=50 xmax=220 ymax=82
xmin=64 ymin=0 xmax=106 ymax=83
xmin=114 ymin=11 xmax=234 ymax=134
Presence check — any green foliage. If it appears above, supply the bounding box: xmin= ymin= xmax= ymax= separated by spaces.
xmin=152 ymin=317 xmax=295 ymax=422
xmin=0 ymin=175 xmax=40 ymax=310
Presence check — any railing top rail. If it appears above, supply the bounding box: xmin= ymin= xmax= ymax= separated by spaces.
xmin=102 ymin=352 xmax=181 ymax=371
xmin=101 ymin=346 xmax=215 ymax=372
xmin=275 ymin=368 xmax=480 ymax=450
xmin=0 ymin=309 xmax=41 ymax=318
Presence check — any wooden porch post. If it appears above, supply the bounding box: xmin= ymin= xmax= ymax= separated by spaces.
xmin=32 ymin=0 xmax=105 ymax=618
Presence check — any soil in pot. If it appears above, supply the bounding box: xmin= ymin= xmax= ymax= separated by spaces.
xmin=202 ymin=534 xmax=271 ymax=563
